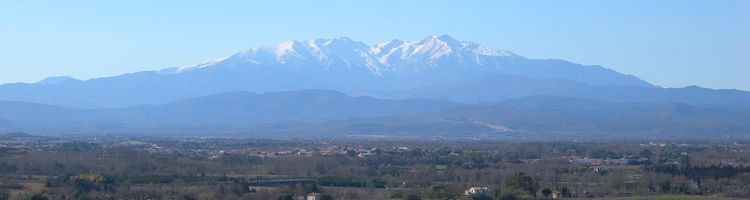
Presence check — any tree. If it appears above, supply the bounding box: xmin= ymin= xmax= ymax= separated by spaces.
xmin=560 ymin=187 xmax=571 ymax=198
xmin=404 ymin=194 xmax=421 ymax=200
xmin=182 ymin=195 xmax=197 ymax=200
xmin=498 ymin=193 xmax=518 ymax=200
xmin=640 ymin=149 xmax=653 ymax=159
xmin=502 ymin=172 xmax=539 ymax=197
xmin=541 ymin=188 xmax=552 ymax=198
xmin=29 ymin=194 xmax=50 ymax=200
xmin=276 ymin=194 xmax=293 ymax=200
xmin=660 ymin=181 xmax=671 ymax=193
xmin=305 ymin=183 xmax=320 ymax=193
xmin=471 ymin=193 xmax=493 ymax=200
xmin=0 ymin=190 xmax=9 ymax=200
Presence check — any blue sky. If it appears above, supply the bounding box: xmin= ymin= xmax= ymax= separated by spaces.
xmin=1 ymin=0 xmax=748 ymax=90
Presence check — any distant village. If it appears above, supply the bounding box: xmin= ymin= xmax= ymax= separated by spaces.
xmin=1 ymin=133 xmax=749 ymax=199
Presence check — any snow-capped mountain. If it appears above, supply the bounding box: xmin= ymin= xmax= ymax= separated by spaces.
xmin=3 ymin=35 xmax=719 ymax=108
xmin=167 ymin=35 xmax=520 ymax=75
xmin=155 ymin=35 xmax=650 ymax=89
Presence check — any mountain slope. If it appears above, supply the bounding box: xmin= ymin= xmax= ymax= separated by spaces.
xmin=113 ymin=90 xmax=458 ymax=127
xmin=294 ymin=96 xmax=750 ymax=139
xmin=383 ymin=74 xmax=750 ymax=107
xmin=0 ymin=90 xmax=458 ymax=133
xmin=0 ymin=101 xmax=114 ymax=131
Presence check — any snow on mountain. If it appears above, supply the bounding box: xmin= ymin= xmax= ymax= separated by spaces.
xmin=374 ymin=35 xmax=520 ymax=71
xmin=158 ymin=56 xmax=230 ymax=74
xmin=171 ymin=35 xmax=521 ymax=75
xmin=147 ymin=34 xmax=652 ymax=96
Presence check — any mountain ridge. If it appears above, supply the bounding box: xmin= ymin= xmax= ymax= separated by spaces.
xmin=288 ymin=95 xmax=750 ymax=140
xmin=0 ymin=90 xmax=459 ymax=133
xmin=162 ymin=35 xmax=651 ymax=88
xmin=1 ymin=92 xmax=747 ymax=139
xmin=0 ymin=35 xmax=742 ymax=109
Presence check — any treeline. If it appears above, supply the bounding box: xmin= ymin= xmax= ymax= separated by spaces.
xmin=316 ymin=176 xmax=366 ymax=188
xmin=650 ymin=164 xmax=750 ymax=180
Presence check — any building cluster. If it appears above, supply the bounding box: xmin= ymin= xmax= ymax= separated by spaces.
xmin=119 ymin=142 xmax=389 ymax=160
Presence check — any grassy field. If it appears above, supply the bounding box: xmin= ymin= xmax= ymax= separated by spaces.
xmin=573 ymin=195 xmax=749 ymax=200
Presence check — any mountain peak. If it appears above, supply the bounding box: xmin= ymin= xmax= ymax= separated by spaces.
xmin=424 ymin=34 xmax=460 ymax=44
xmin=371 ymin=39 xmax=405 ymax=55
xmin=311 ymin=37 xmax=369 ymax=51
xmin=36 ymin=76 xmax=80 ymax=85
xmin=275 ymin=40 xmax=304 ymax=56
xmin=322 ymin=37 xmax=353 ymax=44
xmin=410 ymin=35 xmax=463 ymax=58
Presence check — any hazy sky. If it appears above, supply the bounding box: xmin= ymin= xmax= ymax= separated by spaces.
xmin=1 ymin=0 xmax=748 ymax=90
